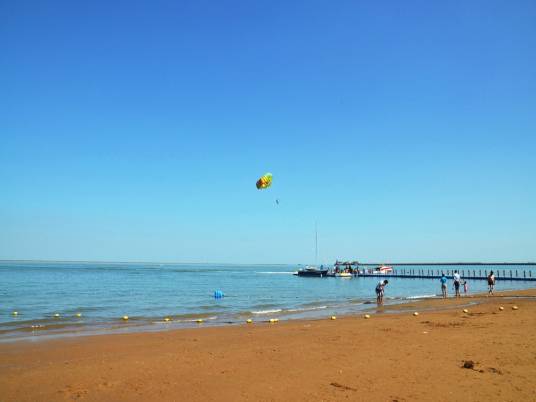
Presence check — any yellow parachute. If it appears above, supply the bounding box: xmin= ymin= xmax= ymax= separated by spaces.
xmin=256 ymin=173 xmax=272 ymax=190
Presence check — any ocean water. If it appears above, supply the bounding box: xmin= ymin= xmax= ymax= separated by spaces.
xmin=1 ymin=261 xmax=535 ymax=341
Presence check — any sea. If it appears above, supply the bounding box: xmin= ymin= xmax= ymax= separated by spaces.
xmin=1 ymin=261 xmax=535 ymax=342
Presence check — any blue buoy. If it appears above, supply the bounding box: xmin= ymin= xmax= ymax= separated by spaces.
xmin=214 ymin=290 xmax=224 ymax=299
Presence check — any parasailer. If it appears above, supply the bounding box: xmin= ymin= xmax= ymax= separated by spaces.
xmin=256 ymin=173 xmax=272 ymax=190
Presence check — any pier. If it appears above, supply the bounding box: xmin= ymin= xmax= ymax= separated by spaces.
xmin=332 ymin=261 xmax=536 ymax=282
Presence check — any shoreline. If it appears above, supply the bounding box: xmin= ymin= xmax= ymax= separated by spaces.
xmin=2 ymin=288 xmax=536 ymax=344
xmin=2 ymin=289 xmax=536 ymax=401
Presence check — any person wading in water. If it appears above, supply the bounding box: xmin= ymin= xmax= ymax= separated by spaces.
xmin=440 ymin=273 xmax=448 ymax=298
xmin=376 ymin=280 xmax=388 ymax=305
xmin=487 ymin=271 xmax=496 ymax=295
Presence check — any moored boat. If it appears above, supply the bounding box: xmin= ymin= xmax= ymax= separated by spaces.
xmin=295 ymin=223 xmax=329 ymax=277
xmin=326 ymin=271 xmax=354 ymax=278
xmin=374 ymin=265 xmax=393 ymax=274
xmin=335 ymin=272 xmax=353 ymax=278
xmin=294 ymin=266 xmax=329 ymax=277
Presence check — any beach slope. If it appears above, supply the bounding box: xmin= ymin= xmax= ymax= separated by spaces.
xmin=1 ymin=291 xmax=536 ymax=401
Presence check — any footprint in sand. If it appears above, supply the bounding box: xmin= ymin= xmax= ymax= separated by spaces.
xmin=59 ymin=385 xmax=89 ymax=400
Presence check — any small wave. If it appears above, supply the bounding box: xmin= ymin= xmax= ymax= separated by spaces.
xmin=405 ymin=294 xmax=437 ymax=300
xmin=176 ymin=316 xmax=218 ymax=323
xmin=287 ymin=305 xmax=327 ymax=313
xmin=252 ymin=309 xmax=282 ymax=315
xmin=257 ymin=271 xmax=295 ymax=275
xmin=198 ymin=305 xmax=229 ymax=310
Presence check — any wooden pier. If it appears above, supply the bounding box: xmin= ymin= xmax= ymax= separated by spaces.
xmin=332 ymin=261 xmax=536 ymax=282
xmin=357 ymin=269 xmax=536 ymax=281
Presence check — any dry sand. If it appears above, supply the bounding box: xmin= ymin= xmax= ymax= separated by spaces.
xmin=1 ymin=290 xmax=536 ymax=402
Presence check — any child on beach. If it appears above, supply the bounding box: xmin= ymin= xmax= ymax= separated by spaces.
xmin=487 ymin=271 xmax=496 ymax=295
xmin=463 ymin=280 xmax=468 ymax=296
xmin=440 ymin=273 xmax=448 ymax=298
xmin=453 ymin=270 xmax=461 ymax=298
xmin=375 ymin=280 xmax=388 ymax=305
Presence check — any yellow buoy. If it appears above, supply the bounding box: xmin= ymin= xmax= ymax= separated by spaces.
xmin=512 ymin=305 xmax=519 ymax=310
xmin=499 ymin=306 xmax=504 ymax=311
xmin=331 ymin=316 xmax=337 ymax=320
xmin=462 ymin=309 xmax=469 ymax=313
xmin=122 ymin=315 xmax=129 ymax=321
xmin=12 ymin=311 xmax=18 ymax=316
xmin=246 ymin=319 xmax=253 ymax=324
xmin=164 ymin=317 xmax=171 ymax=322
xmin=364 ymin=314 xmax=370 ymax=319
xmin=413 ymin=312 xmax=419 ymax=316
xmin=75 ymin=313 xmax=82 ymax=317
xmin=269 ymin=318 xmax=279 ymax=323
xmin=196 ymin=319 xmax=204 ymax=323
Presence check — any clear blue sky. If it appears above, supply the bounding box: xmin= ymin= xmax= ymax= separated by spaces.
xmin=1 ymin=0 xmax=535 ymax=263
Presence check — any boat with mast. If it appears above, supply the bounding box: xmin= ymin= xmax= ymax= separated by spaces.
xmin=294 ymin=223 xmax=328 ymax=277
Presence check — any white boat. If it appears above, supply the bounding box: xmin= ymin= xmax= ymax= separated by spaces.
xmin=374 ymin=265 xmax=393 ymax=274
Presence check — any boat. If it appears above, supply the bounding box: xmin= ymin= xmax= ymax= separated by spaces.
xmin=295 ymin=265 xmax=329 ymax=277
xmin=373 ymin=265 xmax=393 ymax=274
xmin=295 ymin=222 xmax=328 ymax=277
xmin=326 ymin=271 xmax=353 ymax=278
xmin=335 ymin=271 xmax=353 ymax=278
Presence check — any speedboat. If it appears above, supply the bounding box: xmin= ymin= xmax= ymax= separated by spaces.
xmin=294 ymin=266 xmax=329 ymax=277
xmin=326 ymin=271 xmax=354 ymax=278
xmin=335 ymin=272 xmax=353 ymax=278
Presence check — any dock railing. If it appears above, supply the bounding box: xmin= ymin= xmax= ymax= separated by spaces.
xmin=350 ymin=264 xmax=536 ymax=281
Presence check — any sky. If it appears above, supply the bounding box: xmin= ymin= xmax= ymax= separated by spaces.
xmin=1 ymin=0 xmax=535 ymax=264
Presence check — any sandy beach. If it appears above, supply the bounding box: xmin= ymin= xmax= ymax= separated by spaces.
xmin=1 ymin=290 xmax=535 ymax=402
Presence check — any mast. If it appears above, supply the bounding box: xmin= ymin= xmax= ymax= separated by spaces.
xmin=315 ymin=221 xmax=318 ymax=265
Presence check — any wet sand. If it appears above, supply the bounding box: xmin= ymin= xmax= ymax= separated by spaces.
xmin=1 ymin=290 xmax=535 ymax=401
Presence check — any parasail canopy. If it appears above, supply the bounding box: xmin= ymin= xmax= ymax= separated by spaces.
xmin=256 ymin=173 xmax=273 ymax=190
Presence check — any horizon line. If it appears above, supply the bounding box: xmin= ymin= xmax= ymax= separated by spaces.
xmin=1 ymin=259 xmax=535 ymax=266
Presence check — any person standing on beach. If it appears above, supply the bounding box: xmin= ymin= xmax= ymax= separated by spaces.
xmin=487 ymin=271 xmax=496 ymax=295
xmin=440 ymin=273 xmax=448 ymax=298
xmin=463 ymin=280 xmax=468 ymax=296
xmin=453 ymin=270 xmax=461 ymax=298
xmin=376 ymin=280 xmax=388 ymax=304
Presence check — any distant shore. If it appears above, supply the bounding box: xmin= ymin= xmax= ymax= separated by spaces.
xmin=2 ymin=259 xmax=535 ymax=265
xmin=1 ymin=289 xmax=535 ymax=401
